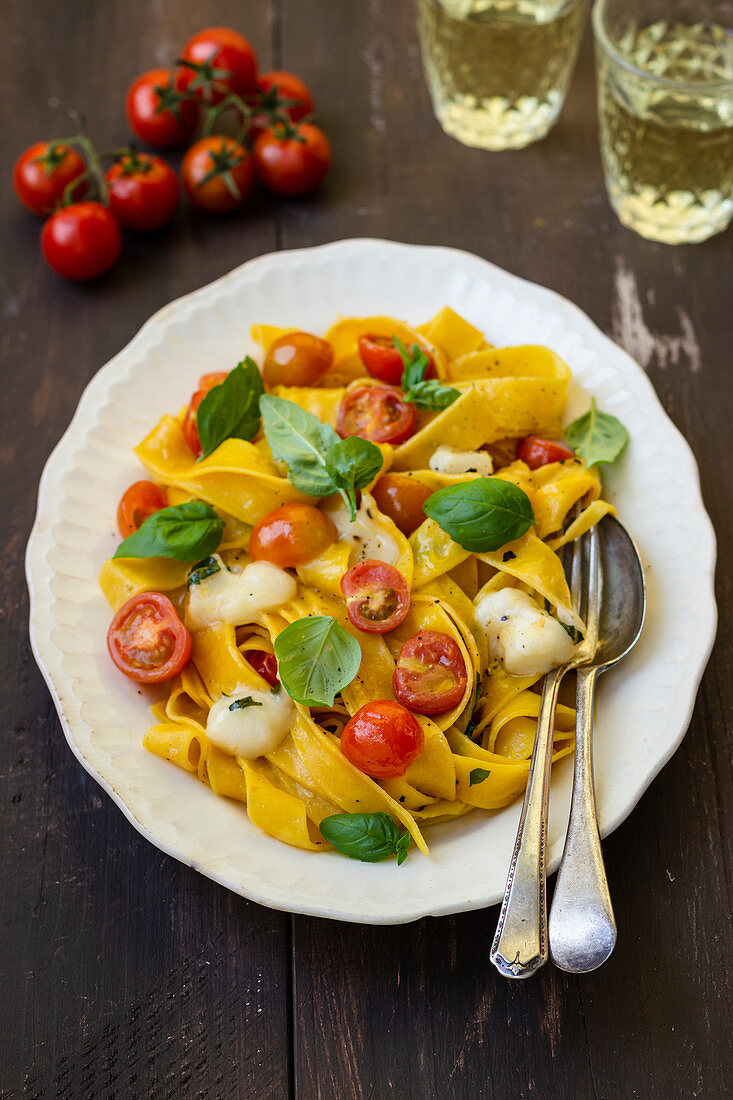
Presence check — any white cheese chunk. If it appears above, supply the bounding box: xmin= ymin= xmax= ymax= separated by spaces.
xmin=206 ymin=687 xmax=293 ymax=759
xmin=474 ymin=588 xmax=575 ymax=677
xmin=322 ymin=495 xmax=400 ymax=564
xmin=186 ymin=557 xmax=297 ymax=631
xmin=429 ymin=445 xmax=493 ymax=477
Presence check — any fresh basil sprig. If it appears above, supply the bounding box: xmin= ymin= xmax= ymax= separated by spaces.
xmin=319 ymin=812 xmax=411 ymax=865
xmin=393 ymin=337 xmax=460 ymax=411
xmin=565 ymin=398 xmax=629 ymax=468
xmin=196 ymin=358 xmax=264 ymax=460
xmin=273 ymin=615 xmax=361 ymax=707
xmin=114 ymin=501 xmax=224 ymax=561
xmin=469 ymin=768 xmax=491 ymax=786
xmin=423 ymin=478 xmax=535 ymax=553
xmin=260 ymin=395 xmax=382 ymax=520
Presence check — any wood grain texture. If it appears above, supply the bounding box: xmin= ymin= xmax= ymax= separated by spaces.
xmin=1 ymin=0 xmax=731 ymax=1097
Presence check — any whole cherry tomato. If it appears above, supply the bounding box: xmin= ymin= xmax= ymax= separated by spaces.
xmin=106 ymin=152 xmax=179 ymax=232
xmin=262 ymin=332 xmax=334 ymax=387
xmin=246 ymin=650 xmax=280 ymax=688
xmin=341 ymin=560 xmax=411 ymax=634
xmin=107 ymin=592 xmax=192 ymax=684
xmin=372 ymin=474 xmax=432 ymax=535
xmin=393 ymin=630 xmax=468 ymax=716
xmin=249 ymin=503 xmax=336 ymax=567
xmin=41 ymin=202 xmax=121 ymax=281
xmin=336 ymin=385 xmax=415 ymax=445
xmin=126 ymin=68 xmax=199 ymax=148
xmin=181 ymin=136 xmax=254 ymax=214
xmin=340 ymin=700 xmax=424 ymax=779
xmin=358 ymin=334 xmax=436 ymax=387
xmin=182 ymin=371 xmax=229 ymax=456
xmin=249 ymin=71 xmax=315 ymax=139
xmin=517 ymin=436 xmax=575 ymax=470
xmin=253 ymin=122 xmax=330 ymax=197
xmin=117 ymin=481 xmax=168 ymax=537
xmin=13 ymin=141 xmax=86 ymax=216
xmin=180 ymin=26 xmax=258 ymax=104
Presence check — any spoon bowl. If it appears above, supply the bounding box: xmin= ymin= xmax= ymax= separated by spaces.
xmin=594 ymin=515 xmax=646 ymax=670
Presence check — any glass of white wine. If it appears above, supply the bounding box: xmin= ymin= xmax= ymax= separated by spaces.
xmin=594 ymin=0 xmax=733 ymax=243
xmin=415 ymin=0 xmax=589 ymax=150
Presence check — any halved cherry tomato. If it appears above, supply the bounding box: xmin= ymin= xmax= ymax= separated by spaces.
xmin=372 ymin=474 xmax=432 ymax=535
xmin=357 ymin=334 xmax=436 ymax=387
xmin=253 ymin=122 xmax=330 ymax=197
xmin=341 ymin=560 xmax=410 ymax=634
xmin=249 ymin=71 xmax=315 ymax=140
xmin=180 ymin=26 xmax=259 ymax=104
xmin=517 ymin=436 xmax=574 ymax=470
xmin=182 ymin=371 xmax=229 ymax=456
xmin=13 ymin=141 xmax=86 ymax=216
xmin=182 ymin=136 xmax=254 ymax=214
xmin=262 ymin=332 xmax=333 ymax=387
xmin=106 ymin=152 xmax=179 ymax=233
xmin=249 ymin=503 xmax=336 ymax=567
xmin=107 ymin=592 xmax=192 ymax=684
xmin=41 ymin=202 xmax=121 ymax=281
xmin=336 ymin=385 xmax=415 ymax=445
xmin=246 ymin=650 xmax=279 ymax=688
xmin=340 ymin=700 xmax=424 ymax=778
xmin=393 ymin=630 xmax=467 ymax=716
xmin=117 ymin=481 xmax=168 ymax=537
xmin=126 ymin=68 xmax=199 ymax=148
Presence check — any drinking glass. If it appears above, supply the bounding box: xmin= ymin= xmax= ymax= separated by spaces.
xmin=594 ymin=0 xmax=733 ymax=243
xmin=415 ymin=0 xmax=589 ymax=151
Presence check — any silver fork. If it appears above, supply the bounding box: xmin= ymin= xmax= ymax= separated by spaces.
xmin=490 ymin=525 xmax=601 ymax=980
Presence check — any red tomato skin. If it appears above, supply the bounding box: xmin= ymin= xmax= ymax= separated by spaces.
xmin=198 ymin=371 xmax=229 ymax=389
xmin=117 ymin=481 xmax=168 ymax=537
xmin=336 ymin=385 xmax=415 ymax=445
xmin=107 ymin=593 xmax=192 ymax=684
xmin=517 ymin=436 xmax=575 ymax=470
xmin=180 ymin=27 xmax=258 ymax=103
xmin=340 ymin=701 xmax=424 ymax=779
xmin=393 ymin=630 xmax=468 ymax=716
xmin=246 ymin=650 xmax=279 ymax=688
xmin=341 ymin=560 xmax=411 ymax=634
xmin=372 ymin=474 xmax=432 ymax=536
xmin=182 ymin=372 xmax=228 ymax=456
xmin=253 ymin=123 xmax=330 ymax=197
xmin=181 ymin=136 xmax=254 ymax=214
xmin=249 ymin=503 xmax=336 ymax=567
xmin=262 ymin=332 xmax=334 ymax=387
xmin=358 ymin=334 xmax=436 ymax=386
xmin=13 ymin=142 xmax=86 ymax=215
xmin=40 ymin=202 xmax=121 ymax=281
xmin=106 ymin=155 xmax=179 ymax=232
xmin=249 ymin=71 xmax=314 ymax=139
xmin=126 ymin=69 xmax=199 ymax=148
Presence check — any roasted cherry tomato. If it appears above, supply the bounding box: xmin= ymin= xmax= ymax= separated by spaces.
xmin=249 ymin=503 xmax=336 ymax=567
xmin=106 ymin=152 xmax=179 ymax=232
xmin=13 ymin=141 xmax=86 ymax=215
xmin=372 ymin=474 xmax=432 ymax=535
xmin=181 ymin=136 xmax=254 ymax=214
xmin=249 ymin=71 xmax=315 ymax=139
xmin=336 ymin=385 xmax=415 ymax=445
xmin=182 ymin=371 xmax=229 ymax=456
xmin=107 ymin=592 xmax=192 ymax=684
xmin=393 ymin=630 xmax=468 ymax=716
xmin=41 ymin=202 xmax=121 ymax=281
xmin=126 ymin=68 xmax=199 ymax=148
xmin=262 ymin=331 xmax=333 ymax=387
xmin=517 ymin=435 xmax=575 ymax=470
xmin=253 ymin=122 xmax=330 ymax=197
xmin=117 ymin=481 xmax=168 ymax=537
xmin=341 ymin=560 xmax=410 ymax=634
xmin=357 ymin=334 xmax=436 ymax=387
xmin=180 ymin=26 xmax=258 ymax=104
xmin=246 ymin=650 xmax=279 ymax=688
xmin=340 ymin=700 xmax=424 ymax=779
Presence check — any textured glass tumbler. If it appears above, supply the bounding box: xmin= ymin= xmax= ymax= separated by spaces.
xmin=594 ymin=0 xmax=733 ymax=243
xmin=415 ymin=0 xmax=589 ymax=150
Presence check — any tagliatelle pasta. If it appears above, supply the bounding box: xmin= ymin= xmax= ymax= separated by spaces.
xmin=100 ymin=307 xmax=619 ymax=864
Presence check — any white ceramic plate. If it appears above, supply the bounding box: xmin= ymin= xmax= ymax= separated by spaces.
xmin=26 ymin=239 xmax=716 ymax=924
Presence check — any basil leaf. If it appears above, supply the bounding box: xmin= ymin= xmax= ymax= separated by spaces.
xmin=114 ymin=501 xmax=224 ymax=561
xmin=565 ymin=399 xmax=629 ymax=468
xmin=324 ymin=436 xmax=383 ymax=520
xmin=393 ymin=336 xmax=431 ymax=391
xmin=423 ymin=478 xmax=535 ymax=553
xmin=273 ymin=615 xmax=361 ymax=707
xmin=196 ymin=358 xmax=265 ymax=460
xmin=228 ymin=697 xmax=263 ymax=712
xmin=260 ymin=395 xmax=339 ymax=498
xmin=403 ymin=378 xmax=460 ymax=411
xmin=463 ymin=673 xmax=482 ymax=738
xmin=187 ymin=555 xmax=222 ymax=587
xmin=319 ymin=812 xmax=411 ymax=864
xmin=469 ymin=768 xmax=491 ymax=786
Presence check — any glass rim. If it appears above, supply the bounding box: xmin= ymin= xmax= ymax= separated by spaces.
xmin=592 ymin=0 xmax=733 ymax=93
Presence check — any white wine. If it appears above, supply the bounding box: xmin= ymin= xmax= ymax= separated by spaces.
xmin=416 ymin=0 xmax=588 ymax=150
xmin=596 ymin=20 xmax=733 ymax=243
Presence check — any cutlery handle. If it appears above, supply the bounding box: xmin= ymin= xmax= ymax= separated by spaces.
xmin=490 ymin=667 xmax=563 ymax=979
xmin=549 ymin=666 xmax=616 ymax=973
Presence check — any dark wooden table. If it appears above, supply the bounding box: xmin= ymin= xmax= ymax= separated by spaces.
xmin=3 ymin=2 xmax=731 ymax=1097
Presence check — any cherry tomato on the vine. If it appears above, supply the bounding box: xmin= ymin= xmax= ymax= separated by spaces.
xmin=13 ymin=142 xmax=86 ymax=216
xmin=262 ymin=331 xmax=334 ymax=388
xmin=517 ymin=435 xmax=575 ymax=470
xmin=181 ymin=136 xmax=254 ymax=214
xmin=106 ymin=153 xmax=179 ymax=232
xmin=246 ymin=650 xmax=279 ymax=688
xmin=117 ymin=481 xmax=168 ymax=537
xmin=372 ymin=474 xmax=433 ymax=536
xmin=340 ymin=700 xmax=424 ymax=779
xmin=180 ymin=26 xmax=258 ymax=104
xmin=249 ymin=71 xmax=315 ymax=139
xmin=336 ymin=385 xmax=415 ymax=445
xmin=107 ymin=592 xmax=192 ymax=684
xmin=341 ymin=560 xmax=410 ymax=634
xmin=392 ymin=630 xmax=468 ymax=716
xmin=249 ymin=503 xmax=336 ymax=568
xmin=253 ymin=122 xmax=330 ymax=197
xmin=182 ymin=371 xmax=229 ymax=456
xmin=126 ymin=68 xmax=199 ymax=148
xmin=41 ymin=202 xmax=121 ymax=281
xmin=358 ymin=334 xmax=436 ymax=387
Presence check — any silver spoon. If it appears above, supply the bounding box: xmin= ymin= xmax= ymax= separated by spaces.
xmin=549 ymin=516 xmax=646 ymax=973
